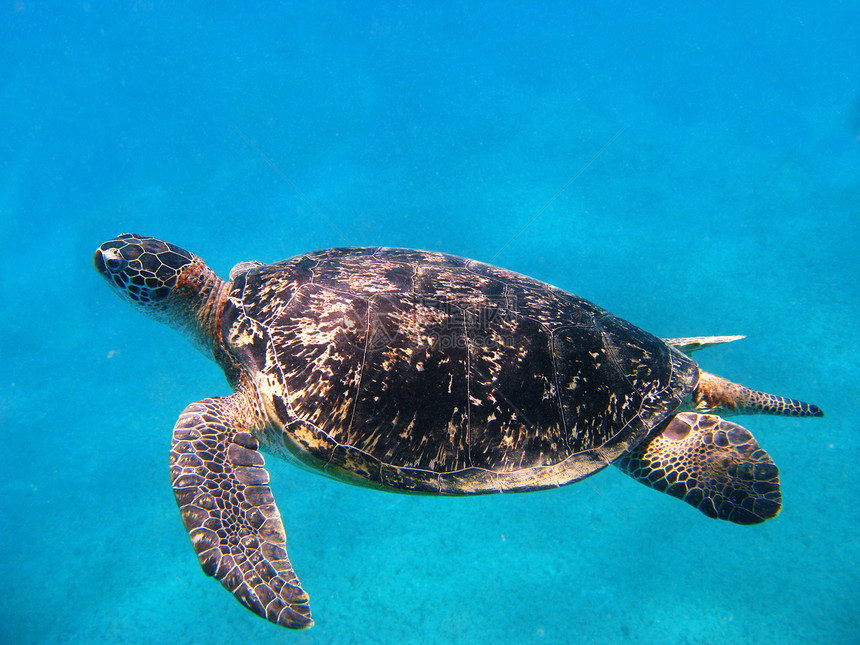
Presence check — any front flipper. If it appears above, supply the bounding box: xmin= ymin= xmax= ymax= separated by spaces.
xmin=616 ymin=412 xmax=781 ymax=525
xmin=170 ymin=396 xmax=313 ymax=628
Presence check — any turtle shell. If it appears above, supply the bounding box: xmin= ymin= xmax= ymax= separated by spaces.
xmin=221 ymin=248 xmax=698 ymax=494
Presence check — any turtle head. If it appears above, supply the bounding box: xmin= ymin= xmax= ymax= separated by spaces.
xmin=95 ymin=234 xmax=229 ymax=360
xmin=94 ymin=233 xmax=197 ymax=317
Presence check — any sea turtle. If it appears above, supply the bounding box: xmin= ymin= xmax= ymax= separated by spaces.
xmin=94 ymin=233 xmax=822 ymax=629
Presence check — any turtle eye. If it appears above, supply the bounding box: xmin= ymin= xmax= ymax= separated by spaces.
xmin=99 ymin=248 xmax=128 ymax=274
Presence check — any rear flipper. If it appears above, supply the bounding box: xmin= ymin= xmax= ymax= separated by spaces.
xmin=170 ymin=396 xmax=313 ymax=628
xmin=663 ymin=335 xmax=745 ymax=354
xmin=616 ymin=412 xmax=781 ymax=525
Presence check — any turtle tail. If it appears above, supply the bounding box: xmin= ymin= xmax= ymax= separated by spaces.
xmin=690 ymin=370 xmax=823 ymax=418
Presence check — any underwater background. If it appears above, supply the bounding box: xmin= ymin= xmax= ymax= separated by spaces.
xmin=2 ymin=2 xmax=858 ymax=643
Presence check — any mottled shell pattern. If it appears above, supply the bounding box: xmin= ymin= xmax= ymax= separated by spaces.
xmin=221 ymin=248 xmax=699 ymax=494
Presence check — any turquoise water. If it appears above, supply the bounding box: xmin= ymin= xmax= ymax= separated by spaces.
xmin=2 ymin=2 xmax=858 ymax=643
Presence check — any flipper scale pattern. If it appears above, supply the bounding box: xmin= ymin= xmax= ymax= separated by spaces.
xmin=169 ymin=396 xmax=313 ymax=629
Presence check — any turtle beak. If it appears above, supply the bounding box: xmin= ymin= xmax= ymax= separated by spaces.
xmin=93 ymin=247 xmax=107 ymax=276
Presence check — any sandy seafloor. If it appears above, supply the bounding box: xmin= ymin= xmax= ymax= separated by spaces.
xmin=2 ymin=2 xmax=859 ymax=644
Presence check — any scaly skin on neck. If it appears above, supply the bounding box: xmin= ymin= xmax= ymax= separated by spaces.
xmin=166 ymin=257 xmax=238 ymax=378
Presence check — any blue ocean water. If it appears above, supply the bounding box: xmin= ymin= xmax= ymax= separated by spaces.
xmin=2 ymin=2 xmax=858 ymax=643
